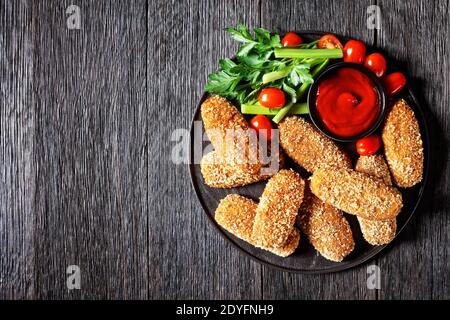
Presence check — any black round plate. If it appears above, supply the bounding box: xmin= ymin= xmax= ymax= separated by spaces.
xmin=189 ymin=31 xmax=430 ymax=274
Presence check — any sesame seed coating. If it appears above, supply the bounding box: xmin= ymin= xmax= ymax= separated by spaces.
xmin=298 ymin=184 xmax=354 ymax=262
xmin=278 ymin=116 xmax=352 ymax=173
xmin=252 ymin=169 xmax=305 ymax=248
xmin=355 ymin=155 xmax=397 ymax=245
xmin=310 ymin=167 xmax=403 ymax=221
xmin=382 ymin=99 xmax=424 ymax=188
xmin=215 ymin=194 xmax=300 ymax=257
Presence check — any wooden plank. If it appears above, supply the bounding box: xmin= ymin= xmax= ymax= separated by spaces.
xmin=0 ymin=0 xmax=35 ymax=299
xmin=260 ymin=0 xmax=377 ymax=299
xmin=33 ymin=0 xmax=148 ymax=299
xmin=0 ymin=0 xmax=446 ymax=300
xmin=376 ymin=0 xmax=450 ymax=299
xmin=147 ymin=0 xmax=263 ymax=299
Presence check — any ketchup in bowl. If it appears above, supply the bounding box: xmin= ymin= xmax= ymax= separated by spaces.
xmin=315 ymin=68 xmax=380 ymax=138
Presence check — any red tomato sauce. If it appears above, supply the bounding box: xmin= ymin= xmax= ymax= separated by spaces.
xmin=316 ymin=68 xmax=380 ymax=137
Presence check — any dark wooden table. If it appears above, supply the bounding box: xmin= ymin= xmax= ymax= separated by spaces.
xmin=1 ymin=0 xmax=449 ymax=299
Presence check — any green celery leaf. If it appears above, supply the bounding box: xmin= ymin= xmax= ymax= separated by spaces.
xmin=254 ymin=28 xmax=271 ymax=42
xmin=205 ymin=71 xmax=241 ymax=94
xmin=294 ymin=65 xmax=313 ymax=84
xmin=261 ymin=50 xmax=274 ymax=61
xmin=239 ymin=53 xmax=266 ymax=67
xmin=237 ymin=23 xmax=253 ymax=40
xmin=251 ymin=71 xmax=261 ymax=84
xmin=237 ymin=42 xmax=257 ymax=57
xmin=219 ymin=58 xmax=237 ymax=72
xmin=282 ymin=82 xmax=297 ymax=103
xmin=290 ymin=69 xmax=300 ymax=86
xmin=270 ymin=34 xmax=282 ymax=48
xmin=225 ymin=26 xmax=255 ymax=44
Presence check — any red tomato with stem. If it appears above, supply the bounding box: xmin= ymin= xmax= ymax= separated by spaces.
xmin=364 ymin=53 xmax=387 ymax=77
xmin=318 ymin=34 xmax=343 ymax=49
xmin=250 ymin=115 xmax=273 ymax=141
xmin=258 ymin=88 xmax=286 ymax=108
xmin=356 ymin=135 xmax=381 ymax=156
xmin=343 ymin=40 xmax=366 ymax=64
xmin=281 ymin=32 xmax=303 ymax=47
xmin=383 ymin=72 xmax=406 ymax=96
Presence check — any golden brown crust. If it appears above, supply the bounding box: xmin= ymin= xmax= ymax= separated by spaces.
xmin=215 ymin=194 xmax=258 ymax=243
xmin=200 ymin=149 xmax=284 ymax=188
xmin=310 ymin=168 xmax=403 ymax=221
xmin=382 ymin=99 xmax=424 ymax=188
xmin=357 ymin=218 xmax=397 ymax=245
xmin=200 ymin=151 xmax=265 ymax=188
xmin=200 ymin=96 xmax=285 ymax=188
xmin=278 ymin=116 xmax=352 ymax=173
xmin=215 ymin=194 xmax=300 ymax=257
xmin=355 ymin=155 xmax=392 ymax=185
xmin=201 ymin=95 xmax=249 ymax=151
xmin=252 ymin=169 xmax=305 ymax=248
xmin=355 ymin=155 xmax=397 ymax=245
xmin=298 ymin=186 xmax=354 ymax=262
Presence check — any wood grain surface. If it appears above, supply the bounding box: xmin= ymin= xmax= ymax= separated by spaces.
xmin=0 ymin=0 xmax=449 ymax=299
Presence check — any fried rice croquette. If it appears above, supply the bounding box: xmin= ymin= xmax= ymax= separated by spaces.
xmin=201 ymin=150 xmax=283 ymax=188
xmin=355 ymin=155 xmax=397 ymax=245
xmin=297 ymin=185 xmax=354 ymax=262
xmin=201 ymin=95 xmax=249 ymax=150
xmin=382 ymin=99 xmax=424 ymax=188
xmin=310 ymin=167 xmax=403 ymax=221
xmin=355 ymin=155 xmax=392 ymax=185
xmin=278 ymin=116 xmax=352 ymax=173
xmin=252 ymin=169 xmax=305 ymax=248
xmin=201 ymin=151 xmax=264 ymax=188
xmin=200 ymin=95 xmax=282 ymax=188
xmin=215 ymin=194 xmax=300 ymax=257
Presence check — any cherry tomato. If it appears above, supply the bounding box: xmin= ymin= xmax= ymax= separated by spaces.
xmin=343 ymin=40 xmax=366 ymax=64
xmin=318 ymin=34 xmax=343 ymax=49
xmin=258 ymin=88 xmax=286 ymax=108
xmin=364 ymin=53 xmax=387 ymax=77
xmin=281 ymin=32 xmax=303 ymax=47
xmin=356 ymin=135 xmax=381 ymax=156
xmin=383 ymin=72 xmax=406 ymax=96
xmin=250 ymin=115 xmax=273 ymax=141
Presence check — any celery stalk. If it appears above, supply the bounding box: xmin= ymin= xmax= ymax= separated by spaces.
xmin=241 ymin=102 xmax=308 ymax=115
xmin=262 ymin=69 xmax=290 ymax=83
xmin=274 ymin=48 xmax=343 ymax=59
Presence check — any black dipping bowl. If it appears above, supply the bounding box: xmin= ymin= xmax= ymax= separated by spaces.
xmin=307 ymin=62 xmax=387 ymax=142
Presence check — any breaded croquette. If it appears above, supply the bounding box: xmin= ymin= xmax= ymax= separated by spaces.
xmin=278 ymin=116 xmax=352 ymax=173
xmin=252 ymin=169 xmax=305 ymax=248
xmin=358 ymin=216 xmax=397 ymax=246
xmin=201 ymin=95 xmax=249 ymax=151
xmin=215 ymin=194 xmax=300 ymax=257
xmin=355 ymin=155 xmax=392 ymax=185
xmin=201 ymin=151 xmax=266 ymax=188
xmin=382 ymin=99 xmax=424 ymax=188
xmin=310 ymin=168 xmax=403 ymax=221
xmin=298 ymin=185 xmax=354 ymax=262
xmin=200 ymin=95 xmax=283 ymax=188
xmin=355 ymin=155 xmax=397 ymax=245
xmin=201 ymin=143 xmax=284 ymax=188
